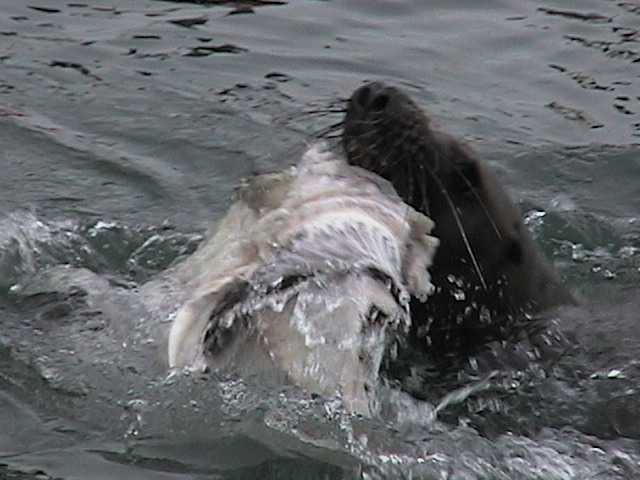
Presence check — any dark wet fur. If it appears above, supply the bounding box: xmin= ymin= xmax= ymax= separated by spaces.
xmin=340 ymin=82 xmax=575 ymax=361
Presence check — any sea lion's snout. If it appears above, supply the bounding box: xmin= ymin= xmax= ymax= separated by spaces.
xmin=343 ymin=82 xmax=430 ymax=178
xmin=345 ymin=82 xmax=415 ymax=129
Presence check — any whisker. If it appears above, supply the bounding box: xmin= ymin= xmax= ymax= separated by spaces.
xmin=349 ymin=131 xmax=386 ymax=156
xmin=349 ymin=123 xmax=389 ymax=150
xmin=406 ymin=150 xmax=414 ymax=205
xmin=422 ymin=156 xmax=488 ymax=291
xmin=313 ymin=120 xmax=344 ymax=139
xmin=450 ymin=164 xmax=503 ymax=240
xmin=353 ymin=116 xmax=386 ymax=130
xmin=418 ymin=164 xmax=430 ymax=216
xmin=324 ymin=132 xmax=342 ymax=140
xmin=304 ymin=108 xmax=347 ymax=115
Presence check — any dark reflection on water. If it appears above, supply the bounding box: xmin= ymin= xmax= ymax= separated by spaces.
xmin=1 ymin=0 xmax=639 ymax=478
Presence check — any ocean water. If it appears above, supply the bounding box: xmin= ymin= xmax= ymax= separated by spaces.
xmin=0 ymin=0 xmax=639 ymax=478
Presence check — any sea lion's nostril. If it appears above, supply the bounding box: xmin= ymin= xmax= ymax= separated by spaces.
xmin=352 ymin=82 xmax=391 ymax=113
xmin=370 ymin=92 xmax=389 ymax=113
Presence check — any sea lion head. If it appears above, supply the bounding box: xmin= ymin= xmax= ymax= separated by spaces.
xmin=343 ymin=82 xmax=574 ymax=355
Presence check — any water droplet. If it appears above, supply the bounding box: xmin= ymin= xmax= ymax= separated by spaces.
xmin=571 ymin=243 xmax=587 ymax=262
xmin=452 ymin=289 xmax=466 ymax=301
xmin=469 ymin=357 xmax=478 ymax=371
xmin=607 ymin=369 xmax=624 ymax=379
xmin=619 ymin=246 xmax=638 ymax=258
xmin=479 ymin=306 xmax=491 ymax=324
xmin=524 ymin=209 xmax=546 ymax=226
xmin=122 ymin=398 xmax=148 ymax=443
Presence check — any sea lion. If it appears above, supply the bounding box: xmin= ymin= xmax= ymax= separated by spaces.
xmin=342 ymin=82 xmax=575 ymax=357
xmin=168 ymin=144 xmax=439 ymax=416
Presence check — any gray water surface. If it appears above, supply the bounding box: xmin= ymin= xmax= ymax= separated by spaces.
xmin=1 ymin=0 xmax=639 ymax=478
